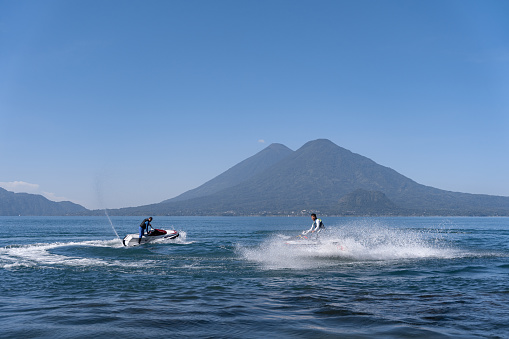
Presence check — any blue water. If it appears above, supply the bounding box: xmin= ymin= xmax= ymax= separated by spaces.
xmin=1 ymin=216 xmax=508 ymax=338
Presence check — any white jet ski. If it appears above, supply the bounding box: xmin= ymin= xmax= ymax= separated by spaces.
xmin=285 ymin=234 xmax=346 ymax=251
xmin=123 ymin=228 xmax=179 ymax=247
xmin=284 ymin=234 xmax=320 ymax=246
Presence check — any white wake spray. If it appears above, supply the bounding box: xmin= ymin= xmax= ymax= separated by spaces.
xmin=239 ymin=220 xmax=460 ymax=270
xmin=0 ymin=239 xmax=125 ymax=269
xmin=0 ymin=229 xmax=193 ymax=269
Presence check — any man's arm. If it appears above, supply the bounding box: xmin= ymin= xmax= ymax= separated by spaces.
xmin=303 ymin=223 xmax=314 ymax=234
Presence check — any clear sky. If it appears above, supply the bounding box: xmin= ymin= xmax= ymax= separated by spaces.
xmin=1 ymin=0 xmax=508 ymax=210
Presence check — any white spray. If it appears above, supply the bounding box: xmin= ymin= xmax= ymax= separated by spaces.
xmin=104 ymin=209 xmax=121 ymax=242
xmin=95 ymin=175 xmax=122 ymax=243
xmin=239 ymin=220 xmax=459 ymax=270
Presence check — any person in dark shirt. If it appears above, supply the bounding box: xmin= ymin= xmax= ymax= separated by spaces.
xmin=139 ymin=217 xmax=153 ymax=244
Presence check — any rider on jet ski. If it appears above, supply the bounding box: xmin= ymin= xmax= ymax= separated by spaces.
xmin=139 ymin=217 xmax=153 ymax=244
xmin=302 ymin=214 xmax=325 ymax=238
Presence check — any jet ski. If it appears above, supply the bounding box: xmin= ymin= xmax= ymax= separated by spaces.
xmin=123 ymin=228 xmax=179 ymax=247
xmin=284 ymin=234 xmax=320 ymax=246
xmin=284 ymin=234 xmax=346 ymax=251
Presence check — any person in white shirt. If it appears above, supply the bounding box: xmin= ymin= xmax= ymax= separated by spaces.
xmin=303 ymin=213 xmax=325 ymax=237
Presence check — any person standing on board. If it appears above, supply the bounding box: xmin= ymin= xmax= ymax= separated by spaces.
xmin=139 ymin=217 xmax=153 ymax=244
xmin=302 ymin=213 xmax=325 ymax=238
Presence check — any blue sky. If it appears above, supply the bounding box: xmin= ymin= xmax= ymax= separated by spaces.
xmin=1 ymin=0 xmax=508 ymax=209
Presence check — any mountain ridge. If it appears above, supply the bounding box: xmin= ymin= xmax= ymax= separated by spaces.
xmin=164 ymin=143 xmax=293 ymax=202
xmin=4 ymin=139 xmax=506 ymax=216
xmin=0 ymin=187 xmax=88 ymax=216
xmin=101 ymin=139 xmax=509 ymax=216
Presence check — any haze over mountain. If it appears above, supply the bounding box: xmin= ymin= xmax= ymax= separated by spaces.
xmin=0 ymin=187 xmax=88 ymax=216
xmin=105 ymin=139 xmax=509 ymax=216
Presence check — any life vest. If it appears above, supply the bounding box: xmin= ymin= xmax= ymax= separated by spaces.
xmin=317 ymin=218 xmax=325 ymax=229
xmin=140 ymin=219 xmax=150 ymax=229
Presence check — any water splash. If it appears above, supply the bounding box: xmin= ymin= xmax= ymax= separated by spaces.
xmin=94 ymin=175 xmax=121 ymax=243
xmin=239 ymin=220 xmax=460 ymax=270
xmin=104 ymin=209 xmax=121 ymax=243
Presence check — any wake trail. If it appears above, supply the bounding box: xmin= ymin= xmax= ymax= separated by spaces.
xmin=0 ymin=239 xmax=126 ymax=269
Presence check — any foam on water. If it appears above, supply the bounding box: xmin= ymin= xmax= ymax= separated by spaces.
xmin=0 ymin=229 xmax=193 ymax=269
xmin=0 ymin=238 xmax=151 ymax=269
xmin=239 ymin=221 xmax=461 ymax=269
xmin=0 ymin=239 xmax=118 ymax=269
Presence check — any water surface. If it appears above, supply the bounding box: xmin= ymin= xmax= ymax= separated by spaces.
xmin=1 ymin=216 xmax=508 ymax=338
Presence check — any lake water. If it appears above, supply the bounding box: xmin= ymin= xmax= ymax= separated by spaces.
xmin=1 ymin=216 xmax=508 ymax=338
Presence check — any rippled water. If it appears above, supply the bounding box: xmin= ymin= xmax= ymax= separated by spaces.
xmin=1 ymin=216 xmax=508 ymax=338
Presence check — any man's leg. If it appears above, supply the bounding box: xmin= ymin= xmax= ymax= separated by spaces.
xmin=139 ymin=227 xmax=144 ymax=244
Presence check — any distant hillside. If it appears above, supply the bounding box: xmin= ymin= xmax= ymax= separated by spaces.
xmin=337 ymin=189 xmax=399 ymax=216
xmin=99 ymin=139 xmax=509 ymax=216
xmin=0 ymin=188 xmax=88 ymax=216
